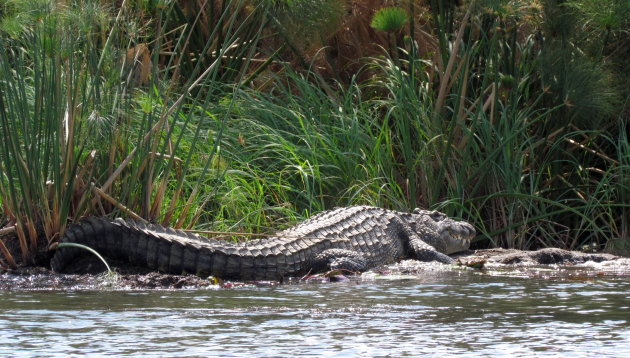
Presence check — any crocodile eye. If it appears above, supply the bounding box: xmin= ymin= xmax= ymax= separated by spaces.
xmin=428 ymin=211 xmax=447 ymax=221
xmin=413 ymin=208 xmax=447 ymax=222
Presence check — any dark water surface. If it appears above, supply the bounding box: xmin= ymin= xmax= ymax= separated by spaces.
xmin=1 ymin=270 xmax=629 ymax=357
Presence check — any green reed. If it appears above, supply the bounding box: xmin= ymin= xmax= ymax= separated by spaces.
xmin=1 ymin=0 xmax=628 ymax=269
xmin=0 ymin=0 xmax=269 ymax=265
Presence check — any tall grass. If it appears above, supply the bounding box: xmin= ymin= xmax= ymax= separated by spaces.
xmin=185 ymin=71 xmax=407 ymax=232
xmin=1 ymin=0 xmax=629 ymax=268
xmin=192 ymin=0 xmax=630 ymax=252
xmin=365 ymin=1 xmax=630 ymax=250
xmin=0 ymin=0 xmax=269 ymax=265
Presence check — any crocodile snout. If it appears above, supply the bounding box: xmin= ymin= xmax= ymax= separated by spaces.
xmin=442 ymin=221 xmax=475 ymax=254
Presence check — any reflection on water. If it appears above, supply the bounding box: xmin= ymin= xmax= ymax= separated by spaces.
xmin=1 ymin=271 xmax=629 ymax=357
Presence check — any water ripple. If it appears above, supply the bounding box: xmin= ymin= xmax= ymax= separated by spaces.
xmin=1 ymin=273 xmax=629 ymax=357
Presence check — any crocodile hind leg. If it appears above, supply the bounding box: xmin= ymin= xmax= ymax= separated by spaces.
xmin=313 ymin=249 xmax=368 ymax=273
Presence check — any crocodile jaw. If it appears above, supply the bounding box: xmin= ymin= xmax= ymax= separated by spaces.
xmin=441 ymin=222 xmax=475 ymax=254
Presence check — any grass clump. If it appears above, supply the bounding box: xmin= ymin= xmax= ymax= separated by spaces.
xmin=371 ymin=7 xmax=409 ymax=32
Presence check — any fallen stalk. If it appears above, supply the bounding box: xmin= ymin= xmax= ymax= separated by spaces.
xmin=55 ymin=242 xmax=112 ymax=273
xmin=0 ymin=225 xmax=16 ymax=236
xmin=91 ymin=186 xmax=146 ymax=222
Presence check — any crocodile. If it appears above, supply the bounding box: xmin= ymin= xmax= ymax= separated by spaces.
xmin=50 ymin=206 xmax=475 ymax=281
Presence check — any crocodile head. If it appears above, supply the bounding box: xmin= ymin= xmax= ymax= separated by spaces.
xmin=406 ymin=208 xmax=475 ymax=254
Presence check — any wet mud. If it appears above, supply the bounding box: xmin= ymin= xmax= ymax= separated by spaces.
xmin=1 ymin=248 xmax=629 ymax=290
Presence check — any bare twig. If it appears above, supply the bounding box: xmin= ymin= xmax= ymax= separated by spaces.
xmin=0 ymin=238 xmax=16 ymax=268
xmin=91 ymin=186 xmax=146 ymax=222
xmin=565 ymin=138 xmax=618 ymax=164
xmin=0 ymin=225 xmax=16 ymax=236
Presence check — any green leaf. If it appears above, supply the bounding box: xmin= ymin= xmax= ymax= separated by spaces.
xmin=370 ymin=7 xmax=408 ymax=33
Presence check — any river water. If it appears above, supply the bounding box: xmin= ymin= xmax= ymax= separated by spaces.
xmin=1 ymin=268 xmax=629 ymax=357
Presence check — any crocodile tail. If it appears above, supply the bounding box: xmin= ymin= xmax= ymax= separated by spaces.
xmin=114 ymin=218 xmax=204 ymax=275
xmin=50 ymin=217 xmax=123 ymax=272
xmin=51 ymin=217 xmax=211 ymax=275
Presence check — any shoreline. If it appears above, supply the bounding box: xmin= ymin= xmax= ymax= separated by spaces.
xmin=1 ymin=248 xmax=629 ymax=291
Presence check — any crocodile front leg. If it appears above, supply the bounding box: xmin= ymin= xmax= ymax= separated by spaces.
xmin=408 ymin=237 xmax=454 ymax=264
xmin=391 ymin=217 xmax=455 ymax=264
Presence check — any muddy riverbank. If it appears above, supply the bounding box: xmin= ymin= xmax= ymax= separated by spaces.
xmin=1 ymin=248 xmax=629 ymax=290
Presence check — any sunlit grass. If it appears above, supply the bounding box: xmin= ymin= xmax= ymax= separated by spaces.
xmin=0 ymin=0 xmax=628 ymax=269
xmin=0 ymin=0 xmax=268 ymax=264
